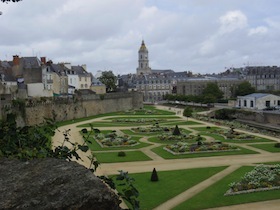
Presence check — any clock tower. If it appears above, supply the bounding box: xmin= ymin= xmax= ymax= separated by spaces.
xmin=136 ymin=40 xmax=152 ymax=75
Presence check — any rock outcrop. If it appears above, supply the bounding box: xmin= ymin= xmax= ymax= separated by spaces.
xmin=0 ymin=158 xmax=121 ymax=210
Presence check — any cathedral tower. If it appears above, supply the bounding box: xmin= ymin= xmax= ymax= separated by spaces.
xmin=136 ymin=40 xmax=152 ymax=75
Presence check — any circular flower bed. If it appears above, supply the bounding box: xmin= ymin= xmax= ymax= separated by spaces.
xmin=95 ymin=132 xmax=137 ymax=147
xmin=225 ymin=164 xmax=280 ymax=196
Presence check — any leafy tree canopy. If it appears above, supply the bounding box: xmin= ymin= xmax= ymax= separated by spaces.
xmin=98 ymin=71 xmax=117 ymax=92
xmin=1 ymin=0 xmax=22 ymax=2
xmin=233 ymin=81 xmax=255 ymax=97
xmin=202 ymin=82 xmax=223 ymax=102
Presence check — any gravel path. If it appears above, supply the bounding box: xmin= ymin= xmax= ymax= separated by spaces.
xmin=52 ymin=105 xmax=280 ymax=210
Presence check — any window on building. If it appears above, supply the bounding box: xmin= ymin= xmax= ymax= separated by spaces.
xmin=85 ymin=84 xmax=88 ymax=88
xmin=244 ymin=100 xmax=247 ymax=107
xmin=81 ymin=84 xmax=84 ymax=88
xmin=278 ymin=100 xmax=280 ymax=106
xmin=266 ymin=101 xmax=270 ymax=107
xmin=250 ymin=100 xmax=254 ymax=107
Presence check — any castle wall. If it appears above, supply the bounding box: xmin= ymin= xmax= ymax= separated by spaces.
xmin=1 ymin=92 xmax=143 ymax=126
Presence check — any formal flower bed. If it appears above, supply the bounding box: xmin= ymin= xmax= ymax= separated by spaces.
xmin=112 ymin=118 xmax=167 ymax=123
xmin=204 ymin=127 xmax=262 ymax=141
xmin=225 ymin=164 xmax=280 ymax=196
xmin=158 ymin=133 xmax=196 ymax=141
xmin=165 ymin=141 xmax=238 ymax=154
xmin=131 ymin=125 xmax=173 ymax=133
xmin=95 ymin=132 xmax=137 ymax=147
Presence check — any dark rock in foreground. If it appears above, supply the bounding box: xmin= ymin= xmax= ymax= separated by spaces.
xmin=0 ymin=158 xmax=121 ymax=210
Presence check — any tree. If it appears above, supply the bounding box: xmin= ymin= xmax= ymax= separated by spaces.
xmin=98 ymin=71 xmax=117 ymax=92
xmin=1 ymin=0 xmax=22 ymax=2
xmin=183 ymin=106 xmax=193 ymax=118
xmin=172 ymin=125 xmax=181 ymax=136
xmin=151 ymin=168 xmax=159 ymax=182
xmin=232 ymin=81 xmax=255 ymax=97
xmin=1 ymin=0 xmax=22 ymax=15
xmin=202 ymin=82 xmax=223 ymax=102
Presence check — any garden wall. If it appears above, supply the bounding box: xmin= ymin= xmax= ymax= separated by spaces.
xmin=236 ymin=110 xmax=280 ymax=125
xmin=2 ymin=92 xmax=143 ymax=126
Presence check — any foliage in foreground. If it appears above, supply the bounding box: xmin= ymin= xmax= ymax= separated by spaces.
xmin=0 ymin=115 xmax=139 ymax=209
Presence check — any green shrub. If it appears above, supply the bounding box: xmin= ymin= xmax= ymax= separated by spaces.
xmin=274 ymin=143 xmax=280 ymax=148
xmin=118 ymin=151 xmax=126 ymax=157
xmin=173 ymin=125 xmax=181 ymax=136
xmin=151 ymin=168 xmax=159 ymax=182
xmin=81 ymin=128 xmax=88 ymax=133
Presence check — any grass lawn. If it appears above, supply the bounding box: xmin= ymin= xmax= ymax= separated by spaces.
xmin=199 ymin=132 xmax=226 ymax=141
xmin=173 ymin=166 xmax=280 ymax=210
xmin=112 ymin=166 xmax=227 ymax=210
xmin=160 ymin=120 xmax=203 ymax=126
xmin=77 ymin=119 xmax=182 ymax=127
xmin=191 ymin=126 xmax=224 ymax=132
xmin=248 ymin=143 xmax=280 ymax=153
xmin=57 ymin=105 xmax=175 ymax=127
xmin=94 ymin=151 xmax=152 ymax=163
xmin=105 ymin=116 xmax=181 ymax=120
xmin=87 ymin=136 xmax=152 ymax=151
xmin=151 ymin=146 xmax=258 ymax=159
xmin=223 ymin=138 xmax=275 ymax=143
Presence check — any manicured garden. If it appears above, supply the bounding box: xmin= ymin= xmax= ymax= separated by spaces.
xmin=72 ymin=105 xmax=280 ymax=209
xmin=94 ymin=151 xmax=152 ymax=163
xmin=112 ymin=166 xmax=227 ymax=210
xmin=173 ymin=165 xmax=280 ymax=210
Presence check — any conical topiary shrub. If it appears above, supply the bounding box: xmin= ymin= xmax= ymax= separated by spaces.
xmin=151 ymin=168 xmax=159 ymax=182
xmin=172 ymin=125 xmax=181 ymax=136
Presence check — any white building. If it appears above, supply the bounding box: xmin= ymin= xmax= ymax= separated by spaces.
xmin=237 ymin=93 xmax=280 ymax=110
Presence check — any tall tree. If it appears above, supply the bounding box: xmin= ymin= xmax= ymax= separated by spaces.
xmin=202 ymin=82 xmax=223 ymax=102
xmin=1 ymin=0 xmax=22 ymax=2
xmin=98 ymin=71 xmax=117 ymax=92
xmin=233 ymin=81 xmax=255 ymax=97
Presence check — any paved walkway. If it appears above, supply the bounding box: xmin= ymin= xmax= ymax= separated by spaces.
xmin=52 ymin=106 xmax=280 ymax=210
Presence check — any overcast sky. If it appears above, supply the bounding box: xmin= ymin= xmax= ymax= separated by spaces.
xmin=1 ymin=0 xmax=280 ymax=75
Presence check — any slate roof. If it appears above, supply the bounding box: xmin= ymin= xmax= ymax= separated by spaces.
xmin=21 ymin=57 xmax=41 ymax=68
xmin=243 ymin=93 xmax=272 ymax=98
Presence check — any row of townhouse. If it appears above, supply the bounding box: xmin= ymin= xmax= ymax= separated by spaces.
xmin=0 ymin=55 xmax=105 ymax=100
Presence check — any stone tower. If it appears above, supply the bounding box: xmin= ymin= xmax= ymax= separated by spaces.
xmin=136 ymin=40 xmax=152 ymax=75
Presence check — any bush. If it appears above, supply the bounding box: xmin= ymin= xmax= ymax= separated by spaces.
xmin=274 ymin=143 xmax=280 ymax=148
xmin=151 ymin=168 xmax=159 ymax=182
xmin=173 ymin=125 xmax=181 ymax=136
xmin=81 ymin=128 xmax=88 ymax=133
xmin=118 ymin=151 xmax=126 ymax=157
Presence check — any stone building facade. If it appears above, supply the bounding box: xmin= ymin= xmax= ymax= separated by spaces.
xmin=245 ymin=66 xmax=280 ymax=91
xmin=177 ymin=77 xmax=244 ymax=98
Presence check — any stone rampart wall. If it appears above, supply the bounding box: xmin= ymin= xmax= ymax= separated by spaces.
xmin=1 ymin=92 xmax=143 ymax=126
xmin=25 ymin=92 xmax=143 ymax=126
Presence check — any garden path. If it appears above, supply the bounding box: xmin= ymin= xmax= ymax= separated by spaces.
xmin=52 ymin=106 xmax=280 ymax=210
xmin=154 ymin=165 xmax=242 ymax=210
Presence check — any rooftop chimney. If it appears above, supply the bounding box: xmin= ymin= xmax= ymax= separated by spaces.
xmin=13 ymin=55 xmax=20 ymax=66
xmin=40 ymin=57 xmax=46 ymax=65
